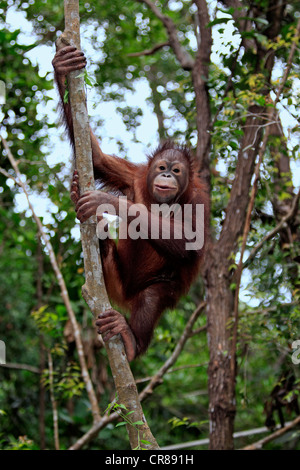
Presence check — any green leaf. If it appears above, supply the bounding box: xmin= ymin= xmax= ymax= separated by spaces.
xmin=118 ymin=404 xmax=128 ymax=410
xmin=63 ymin=89 xmax=69 ymax=104
xmin=229 ymin=264 xmax=237 ymax=271
xmin=256 ymin=96 xmax=266 ymax=106
xmin=214 ymin=120 xmax=226 ymax=127
xmin=208 ymin=17 xmax=231 ymax=27
xmin=218 ymin=7 xmax=235 ymax=15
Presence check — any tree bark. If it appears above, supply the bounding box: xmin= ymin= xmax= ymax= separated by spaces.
xmin=192 ymin=0 xmax=212 ymax=186
xmin=36 ymin=236 xmax=46 ymax=450
xmin=62 ymin=0 xmax=159 ymax=450
xmin=204 ymin=104 xmax=265 ymax=449
xmin=205 ymin=8 xmax=300 ymax=450
xmin=48 ymin=351 xmax=60 ymax=450
xmin=147 ymin=65 xmax=167 ymax=141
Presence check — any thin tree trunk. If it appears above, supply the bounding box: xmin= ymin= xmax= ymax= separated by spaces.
xmin=36 ymin=236 xmax=46 ymax=450
xmin=192 ymin=0 xmax=212 ymax=185
xmin=48 ymin=351 xmax=60 ymax=450
xmin=1 ymin=136 xmax=101 ymax=424
xmin=147 ymin=65 xmax=167 ymax=141
xmin=205 ymin=13 xmax=300 ymax=449
xmin=205 ymin=105 xmax=265 ymax=450
xmin=205 ymin=253 xmax=236 ymax=449
xmin=62 ymin=0 xmax=159 ymax=450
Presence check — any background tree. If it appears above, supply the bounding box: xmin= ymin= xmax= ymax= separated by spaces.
xmin=0 ymin=0 xmax=299 ymax=450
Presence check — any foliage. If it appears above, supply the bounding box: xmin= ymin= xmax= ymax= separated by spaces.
xmin=106 ymin=399 xmax=152 ymax=450
xmin=0 ymin=0 xmax=299 ymax=451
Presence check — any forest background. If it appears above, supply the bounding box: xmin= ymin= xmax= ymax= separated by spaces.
xmin=0 ymin=0 xmax=299 ymax=451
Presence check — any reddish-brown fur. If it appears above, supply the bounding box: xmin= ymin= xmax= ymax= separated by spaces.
xmin=93 ymin=141 xmax=209 ymax=356
xmin=53 ymin=46 xmax=209 ymax=360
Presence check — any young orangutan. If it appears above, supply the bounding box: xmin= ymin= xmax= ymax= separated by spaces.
xmin=52 ymin=45 xmax=209 ymax=360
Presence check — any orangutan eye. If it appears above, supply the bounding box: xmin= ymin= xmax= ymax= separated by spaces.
xmin=173 ymin=168 xmax=180 ymax=174
xmin=159 ymin=165 xmax=166 ymax=171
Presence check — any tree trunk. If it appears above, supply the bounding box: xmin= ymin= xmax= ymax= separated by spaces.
xmin=192 ymin=0 xmax=212 ymax=186
xmin=62 ymin=0 xmax=159 ymax=450
xmin=205 ymin=105 xmax=264 ymax=449
xmin=147 ymin=65 xmax=167 ymax=141
xmin=204 ymin=0 xmax=289 ymax=448
xmin=205 ymin=252 xmax=236 ymax=449
xmin=37 ymin=236 xmax=46 ymax=450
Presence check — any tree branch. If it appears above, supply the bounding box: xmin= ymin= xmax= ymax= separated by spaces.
xmin=61 ymin=0 xmax=159 ymax=450
xmin=48 ymin=351 xmax=60 ymax=450
xmin=139 ymin=301 xmax=206 ymax=401
xmin=243 ymin=189 xmax=300 ymax=269
xmin=0 ymin=362 xmax=40 ymax=374
xmin=192 ymin=0 xmax=212 ymax=181
xmin=241 ymin=415 xmax=300 ymax=450
xmin=69 ymin=301 xmax=206 ymax=449
xmin=0 ymin=137 xmax=101 ymax=424
xmin=136 ymin=0 xmax=194 ymax=69
xmin=128 ymin=41 xmax=170 ymax=57
xmin=188 ymin=323 xmax=207 ymax=337
xmin=230 ymin=17 xmax=300 ymax=378
xmin=161 ymin=419 xmax=300 ymax=450
xmin=242 ymin=301 xmax=297 ymax=317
